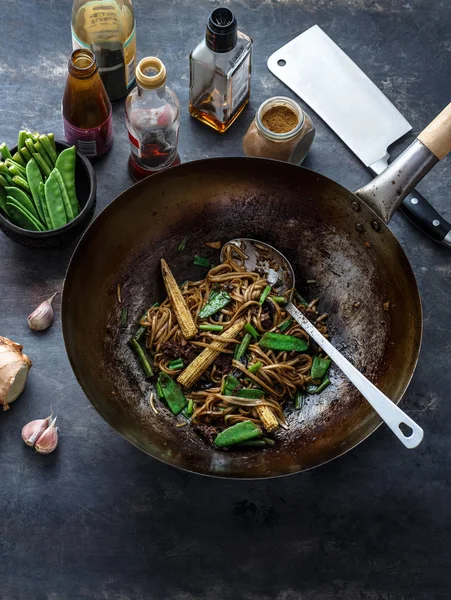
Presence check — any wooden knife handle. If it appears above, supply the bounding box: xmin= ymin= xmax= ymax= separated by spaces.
xmin=418 ymin=102 xmax=451 ymax=160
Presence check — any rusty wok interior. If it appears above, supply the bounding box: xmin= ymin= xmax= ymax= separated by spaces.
xmin=62 ymin=158 xmax=422 ymax=478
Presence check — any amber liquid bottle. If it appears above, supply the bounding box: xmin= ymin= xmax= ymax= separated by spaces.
xmin=62 ymin=49 xmax=113 ymax=158
xmin=189 ymin=7 xmax=252 ymax=133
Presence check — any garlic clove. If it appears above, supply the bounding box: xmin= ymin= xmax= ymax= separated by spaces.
xmin=27 ymin=292 xmax=57 ymax=332
xmin=21 ymin=414 xmax=53 ymax=447
xmin=0 ymin=336 xmax=32 ymax=408
xmin=35 ymin=416 xmax=59 ymax=454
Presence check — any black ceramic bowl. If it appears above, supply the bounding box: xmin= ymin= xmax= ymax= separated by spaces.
xmin=0 ymin=140 xmax=96 ymax=247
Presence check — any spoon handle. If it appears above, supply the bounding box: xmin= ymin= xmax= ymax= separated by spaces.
xmin=286 ymin=302 xmax=424 ymax=449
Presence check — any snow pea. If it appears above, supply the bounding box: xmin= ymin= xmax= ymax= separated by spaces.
xmin=6 ymin=198 xmax=45 ymax=231
xmin=55 ymin=146 xmax=79 ymax=216
xmin=260 ymin=332 xmax=309 ymax=352
xmin=214 ymin=421 xmax=262 ymax=447
xmin=198 ymin=289 xmax=231 ymax=318
xmin=52 ymin=168 xmax=75 ymax=221
xmin=44 ymin=169 xmax=68 ymax=229
xmin=311 ymin=356 xmax=331 ymax=380
xmin=5 ymin=186 xmax=40 ymax=221
xmin=39 ymin=182 xmax=52 ymax=230
xmin=158 ymin=372 xmax=187 ymax=415
xmin=0 ymin=185 xmax=9 ymax=216
xmin=26 ymin=159 xmax=45 ymax=224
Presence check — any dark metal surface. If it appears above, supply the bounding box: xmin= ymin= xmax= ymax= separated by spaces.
xmin=63 ymin=158 xmax=422 ymax=477
xmin=1 ymin=0 xmax=451 ymax=598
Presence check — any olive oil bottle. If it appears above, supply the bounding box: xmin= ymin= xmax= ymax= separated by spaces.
xmin=71 ymin=0 xmax=136 ymax=101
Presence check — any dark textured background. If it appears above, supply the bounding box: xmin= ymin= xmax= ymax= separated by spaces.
xmin=1 ymin=1 xmax=451 ymax=598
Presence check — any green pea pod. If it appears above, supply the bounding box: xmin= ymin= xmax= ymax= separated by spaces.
xmin=5 ymin=186 xmax=40 ymax=221
xmin=26 ymin=159 xmax=45 ymax=223
xmin=0 ymin=185 xmax=9 ymax=217
xmin=158 ymin=372 xmax=187 ymax=415
xmin=214 ymin=421 xmax=262 ymax=447
xmin=45 ymin=169 xmax=68 ymax=229
xmin=55 ymin=146 xmax=79 ymax=216
xmin=38 ymin=181 xmax=52 ymax=229
xmin=6 ymin=198 xmax=45 ymax=231
xmin=52 ymin=168 xmax=75 ymax=222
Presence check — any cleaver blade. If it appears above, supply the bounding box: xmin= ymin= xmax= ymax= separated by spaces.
xmin=267 ymin=25 xmax=411 ymax=171
xmin=267 ymin=25 xmax=451 ymax=247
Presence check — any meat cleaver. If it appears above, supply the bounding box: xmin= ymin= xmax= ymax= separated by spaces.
xmin=268 ymin=25 xmax=451 ymax=247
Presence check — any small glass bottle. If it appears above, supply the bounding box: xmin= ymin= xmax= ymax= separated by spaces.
xmin=189 ymin=7 xmax=252 ymax=133
xmin=242 ymin=97 xmax=315 ymax=164
xmin=125 ymin=57 xmax=181 ymax=181
xmin=71 ymin=0 xmax=136 ymax=101
xmin=62 ymin=49 xmax=113 ymax=158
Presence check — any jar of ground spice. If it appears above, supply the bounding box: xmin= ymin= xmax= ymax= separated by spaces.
xmin=242 ymin=96 xmax=315 ymax=163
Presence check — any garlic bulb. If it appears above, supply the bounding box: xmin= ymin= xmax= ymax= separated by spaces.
xmin=22 ymin=414 xmax=52 ymax=447
xmin=0 ymin=336 xmax=32 ymax=410
xmin=27 ymin=292 xmax=57 ymax=331
xmin=35 ymin=417 xmax=58 ymax=454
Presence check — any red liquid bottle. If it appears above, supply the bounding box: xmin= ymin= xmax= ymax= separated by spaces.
xmin=62 ymin=49 xmax=113 ymax=158
xmin=125 ymin=57 xmax=180 ymax=181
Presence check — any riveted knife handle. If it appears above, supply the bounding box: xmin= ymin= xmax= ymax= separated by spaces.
xmin=400 ymin=190 xmax=451 ymax=247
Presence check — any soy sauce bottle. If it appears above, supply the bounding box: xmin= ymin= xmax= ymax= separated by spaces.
xmin=71 ymin=0 xmax=136 ymax=101
xmin=62 ymin=49 xmax=113 ymax=158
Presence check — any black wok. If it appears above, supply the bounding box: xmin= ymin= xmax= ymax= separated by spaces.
xmin=62 ymin=105 xmax=451 ymax=478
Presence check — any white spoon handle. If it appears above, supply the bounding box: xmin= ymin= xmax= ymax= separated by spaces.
xmin=286 ymin=302 xmax=423 ymax=449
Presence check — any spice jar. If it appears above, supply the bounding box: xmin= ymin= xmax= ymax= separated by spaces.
xmin=242 ymin=96 xmax=315 ymax=163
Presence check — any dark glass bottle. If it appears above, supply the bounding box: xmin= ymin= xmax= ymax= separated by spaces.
xmin=71 ymin=0 xmax=136 ymax=101
xmin=62 ymin=49 xmax=113 ymax=158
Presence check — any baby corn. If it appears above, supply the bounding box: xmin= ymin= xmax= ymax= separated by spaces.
xmin=256 ymin=405 xmax=279 ymax=432
xmin=178 ymin=320 xmax=244 ymax=388
xmin=161 ymin=259 xmax=197 ymax=339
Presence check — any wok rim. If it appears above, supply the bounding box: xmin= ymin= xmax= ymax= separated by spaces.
xmin=62 ymin=157 xmax=423 ymax=479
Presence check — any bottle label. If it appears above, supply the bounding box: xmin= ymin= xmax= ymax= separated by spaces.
xmin=71 ymin=23 xmax=136 ymax=89
xmin=231 ymin=55 xmax=251 ymax=113
xmin=127 ymin=127 xmax=142 ymax=158
xmin=62 ymin=113 xmax=113 ymax=157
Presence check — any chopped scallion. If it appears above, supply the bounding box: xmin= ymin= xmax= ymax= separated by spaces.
xmin=177 ymin=236 xmax=188 ymax=252
xmin=259 ymin=285 xmax=271 ymax=305
xmin=193 ymin=255 xmax=210 ymax=268
xmin=244 ymin=322 xmax=259 ymax=340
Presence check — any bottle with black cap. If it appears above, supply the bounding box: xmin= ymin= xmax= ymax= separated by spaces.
xmin=189 ymin=7 xmax=252 ymax=133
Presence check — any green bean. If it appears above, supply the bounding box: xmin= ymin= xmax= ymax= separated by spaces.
xmin=5 ymin=186 xmax=40 ymax=221
xmin=12 ymin=152 xmax=25 ymax=167
xmin=0 ymin=143 xmax=12 ymax=160
xmin=47 ymin=133 xmax=56 ymax=150
xmin=44 ymin=169 xmax=68 ymax=228
xmin=259 ymin=285 xmax=271 ymax=305
xmin=33 ymin=142 xmax=53 ymax=170
xmin=52 ymin=168 xmax=75 ymax=222
xmin=5 ymin=159 xmax=27 ymax=178
xmin=129 ymin=339 xmax=154 ymax=379
xmin=55 ymin=146 xmax=79 ymax=216
xmin=26 ymin=159 xmax=45 ymax=223
xmin=38 ymin=182 xmax=52 ymax=229
xmin=19 ymin=146 xmax=32 ymax=163
xmin=11 ymin=175 xmax=30 ymax=193
xmin=39 ymin=135 xmax=57 ymax=165
xmin=17 ymin=130 xmax=27 ymax=150
xmin=6 ymin=199 xmax=45 ymax=231
xmin=32 ymin=152 xmax=51 ymax=178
